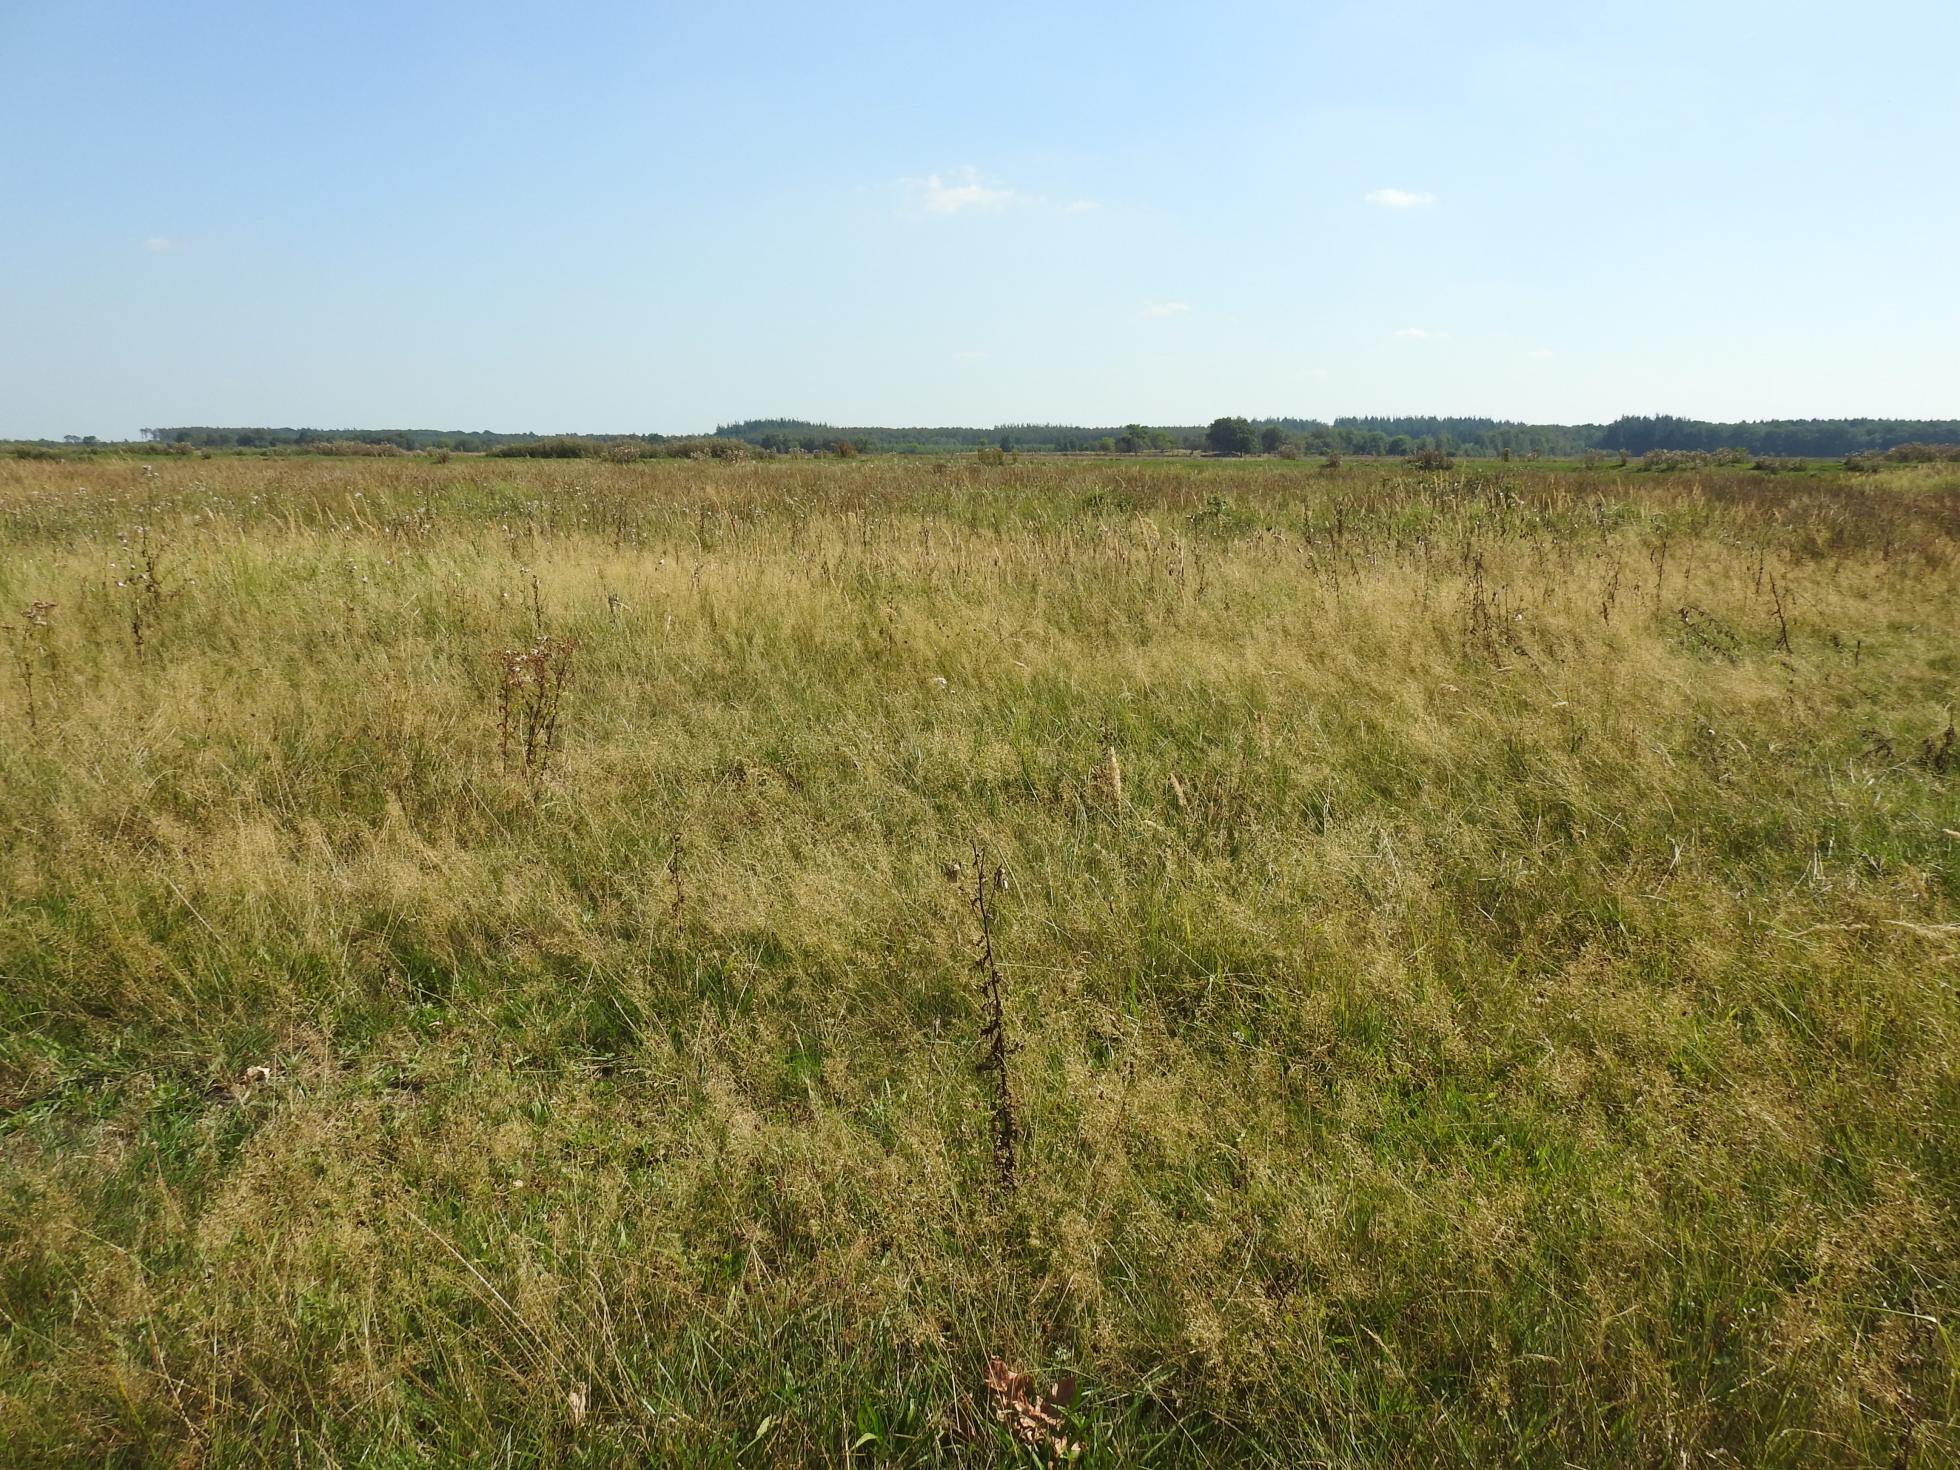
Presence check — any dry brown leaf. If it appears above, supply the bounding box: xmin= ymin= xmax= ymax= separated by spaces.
xmin=983 ymin=1357 xmax=1081 ymax=1461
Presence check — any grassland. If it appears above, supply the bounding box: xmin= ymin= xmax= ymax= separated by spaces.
xmin=1 ymin=453 xmax=1956 ymax=1467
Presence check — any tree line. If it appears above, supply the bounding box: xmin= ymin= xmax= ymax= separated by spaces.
xmin=122 ymin=415 xmax=1960 ymax=459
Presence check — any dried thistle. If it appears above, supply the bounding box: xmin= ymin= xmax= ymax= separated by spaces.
xmin=4 ymin=602 xmax=56 ymax=735
xmin=1768 ymin=573 xmax=1792 ymax=654
xmin=117 ymin=527 xmax=168 ymax=659
xmin=1920 ymin=724 xmax=1955 ymax=775
xmin=493 ymin=636 xmax=577 ymax=781
xmin=970 ymin=839 xmax=1019 ymax=1189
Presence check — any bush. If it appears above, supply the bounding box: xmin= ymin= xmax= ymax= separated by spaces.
xmin=492 ymin=437 xmax=592 ymax=459
xmin=1409 ymin=448 xmax=1454 ymax=470
xmin=664 ymin=438 xmax=757 ymax=461
xmin=308 ymin=440 xmax=407 ymax=457
xmin=1639 ymin=449 xmax=1714 ymax=471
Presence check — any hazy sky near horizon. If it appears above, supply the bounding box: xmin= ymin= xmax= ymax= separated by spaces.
xmin=4 ymin=0 xmax=1957 ymax=438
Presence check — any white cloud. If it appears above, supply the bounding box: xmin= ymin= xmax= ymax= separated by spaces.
xmin=907 ymin=167 xmax=1028 ymax=215
xmin=952 ymin=350 xmax=990 ymax=362
xmin=1527 ymin=348 xmax=1556 ymax=360
xmin=143 ymin=236 xmax=185 ymax=253
xmin=1063 ymin=199 xmax=1100 ymax=214
xmin=1143 ymin=301 xmax=1191 ymax=319
xmin=1394 ymin=326 xmax=1441 ymax=340
xmin=1365 ymin=188 xmax=1438 ymax=209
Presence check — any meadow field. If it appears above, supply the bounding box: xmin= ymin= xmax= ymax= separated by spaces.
xmin=1 ymin=452 xmax=1956 ymax=1466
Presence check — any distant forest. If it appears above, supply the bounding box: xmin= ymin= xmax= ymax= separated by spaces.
xmin=121 ymin=415 xmax=1960 ymax=459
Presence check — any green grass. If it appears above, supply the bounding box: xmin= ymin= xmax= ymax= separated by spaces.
xmin=1 ymin=453 xmax=1957 ymax=1466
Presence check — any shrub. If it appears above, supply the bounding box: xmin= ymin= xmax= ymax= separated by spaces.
xmin=492 ymin=437 xmax=592 ymax=459
xmin=308 ymin=439 xmax=407 ymax=457
xmin=653 ymin=437 xmax=757 ymax=462
xmin=1886 ymin=442 xmax=1960 ymax=463
xmin=1639 ymin=449 xmax=1715 ymax=471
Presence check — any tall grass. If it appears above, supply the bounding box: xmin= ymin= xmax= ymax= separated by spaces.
xmin=0 ymin=454 xmax=1956 ymax=1466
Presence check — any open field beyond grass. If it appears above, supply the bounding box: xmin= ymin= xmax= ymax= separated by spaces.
xmin=2 ymin=454 xmax=1957 ymax=1466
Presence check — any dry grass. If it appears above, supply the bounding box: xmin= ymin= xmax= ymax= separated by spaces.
xmin=0 ymin=453 xmax=1956 ymax=1466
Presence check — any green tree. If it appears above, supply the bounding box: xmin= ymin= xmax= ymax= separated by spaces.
xmin=1206 ymin=417 xmax=1257 ymax=456
xmin=1259 ymin=425 xmax=1286 ymax=454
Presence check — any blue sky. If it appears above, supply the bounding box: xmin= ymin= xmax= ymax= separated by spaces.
xmin=4 ymin=0 xmax=1956 ymax=437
